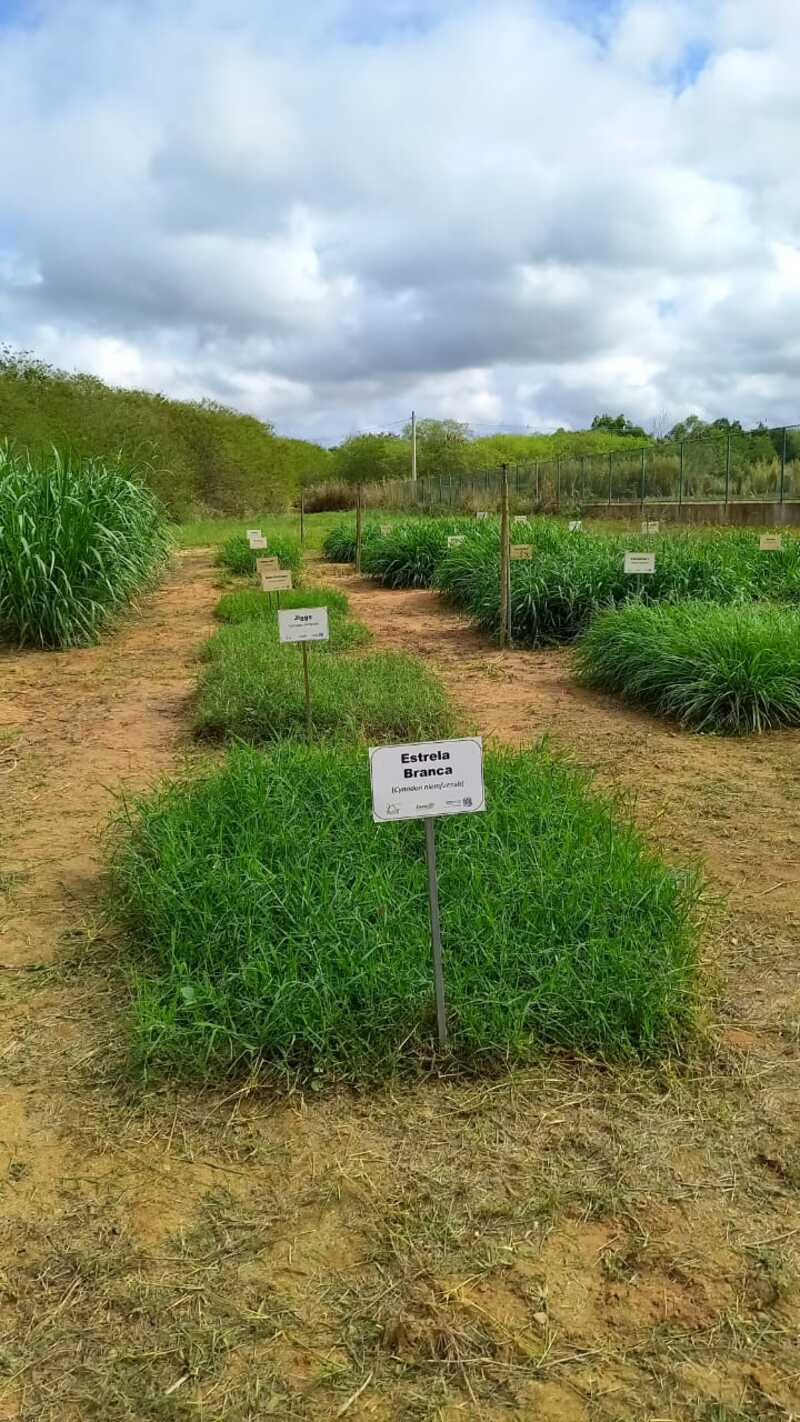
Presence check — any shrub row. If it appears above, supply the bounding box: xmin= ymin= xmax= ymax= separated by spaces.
xmin=215 ymin=531 xmax=302 ymax=578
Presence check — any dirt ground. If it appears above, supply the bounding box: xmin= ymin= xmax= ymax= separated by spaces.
xmin=1 ymin=551 xmax=799 ymax=1421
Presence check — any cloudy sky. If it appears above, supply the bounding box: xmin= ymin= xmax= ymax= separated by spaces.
xmin=1 ymin=0 xmax=799 ymax=444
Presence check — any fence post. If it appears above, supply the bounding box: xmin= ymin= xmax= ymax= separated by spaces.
xmin=499 ymin=464 xmax=511 ymax=649
xmin=640 ymin=448 xmax=646 ymax=509
xmin=607 ymin=452 xmax=613 ymax=506
xmin=355 ymin=483 xmax=363 ymax=573
xmin=556 ymin=458 xmax=561 ymax=509
xmin=780 ymin=427 xmax=787 ymax=503
xmin=536 ymin=461 xmax=540 ymax=503
xmin=724 ymin=433 xmax=731 ymax=505
xmin=678 ymin=441 xmax=684 ymax=506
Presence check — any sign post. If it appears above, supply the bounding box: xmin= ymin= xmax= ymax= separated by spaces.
xmin=355 ymin=484 xmax=364 ymax=573
xmin=369 ymin=736 xmax=486 ymax=1051
xmin=278 ymin=606 xmax=330 ymax=737
xmin=499 ymin=464 xmax=511 ymax=649
xmin=624 ymin=551 xmax=655 ymax=598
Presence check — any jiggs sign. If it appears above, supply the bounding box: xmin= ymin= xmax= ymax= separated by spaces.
xmin=278 ymin=607 xmax=329 ymax=643
xmin=369 ymin=737 xmax=485 ymax=823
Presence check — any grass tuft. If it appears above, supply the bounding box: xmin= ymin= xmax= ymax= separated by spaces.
xmin=215 ymin=584 xmax=352 ymax=623
xmin=575 ymin=601 xmax=800 ymax=733
xmin=215 ymin=532 xmax=301 ymax=579
xmin=0 ymin=444 xmax=168 ymax=649
xmin=196 ymin=625 xmax=455 ymax=742
xmin=110 ymin=742 xmax=701 ymax=1082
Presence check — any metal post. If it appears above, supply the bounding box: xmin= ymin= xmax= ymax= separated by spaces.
xmin=423 ymin=818 xmax=447 ymax=1051
xmin=678 ymin=441 xmax=684 ymax=507
xmin=608 ymin=452 xmax=613 ymax=506
xmin=355 ymin=483 xmax=363 ymax=573
xmin=302 ymin=642 xmax=312 ymax=738
xmin=300 ymin=487 xmax=305 ymax=545
xmin=411 ymin=409 xmax=417 ymax=482
xmin=724 ymin=433 xmax=731 ymax=504
xmin=780 ymin=427 xmax=787 ymax=503
xmin=499 ymin=463 xmax=511 ymax=649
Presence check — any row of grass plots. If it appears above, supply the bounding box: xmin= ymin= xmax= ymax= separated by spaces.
xmin=112 ymin=743 xmax=701 ymax=1082
xmin=576 ymin=602 xmax=800 ymax=734
xmin=0 ymin=445 xmax=167 ymax=648
xmin=107 ymin=521 xmax=704 ymax=1084
xmin=215 ymin=530 xmax=302 ymax=578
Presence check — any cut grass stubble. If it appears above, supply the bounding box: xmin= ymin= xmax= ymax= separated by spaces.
xmin=111 ymin=742 xmax=701 ymax=1083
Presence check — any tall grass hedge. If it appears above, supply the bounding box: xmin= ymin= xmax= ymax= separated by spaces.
xmin=0 ymin=444 xmax=168 ymax=649
xmin=111 ymin=742 xmax=701 ymax=1082
xmin=575 ymin=601 xmax=800 ymax=734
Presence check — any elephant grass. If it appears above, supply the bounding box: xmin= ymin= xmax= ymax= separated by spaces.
xmin=0 ymin=444 xmax=168 ymax=649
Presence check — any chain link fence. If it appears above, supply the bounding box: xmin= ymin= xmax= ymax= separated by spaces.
xmin=369 ymin=424 xmax=800 ymax=511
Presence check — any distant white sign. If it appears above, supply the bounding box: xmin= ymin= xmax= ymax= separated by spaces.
xmin=512 ymin=515 xmax=529 ymax=524
xmin=568 ymin=519 xmax=583 ymax=532
xmin=246 ymin=528 xmax=262 ymax=540
xmin=256 ymin=556 xmax=279 ymax=575
xmin=641 ymin=521 xmax=660 ymax=534
xmin=249 ymin=535 xmax=267 ymax=549
xmin=510 ymin=544 xmax=533 ymax=560
xmin=447 ymin=535 xmax=465 ymax=548
xmin=476 ymin=511 xmax=489 ymax=520
xmin=260 ymin=570 xmax=293 ymax=592
xmin=760 ymin=533 xmax=783 ymax=551
xmin=369 ymin=737 xmax=485 ymax=823
xmin=380 ymin=524 xmax=392 ymax=536
xmin=624 ymin=552 xmax=655 ymax=575
xmin=278 ymin=607 xmax=329 ymax=643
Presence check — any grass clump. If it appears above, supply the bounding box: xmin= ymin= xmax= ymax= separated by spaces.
xmin=111 ymin=742 xmax=701 ymax=1082
xmin=575 ymin=601 xmax=800 ymax=734
xmin=0 ymin=444 xmax=167 ymax=649
xmin=321 ymin=520 xmax=383 ymax=564
xmin=438 ymin=522 xmax=800 ymax=645
xmin=212 ymin=587 xmax=370 ymax=653
xmin=215 ymin=531 xmax=301 ymax=578
xmin=361 ymin=518 xmax=476 ymax=588
xmin=196 ymin=626 xmax=455 ymax=743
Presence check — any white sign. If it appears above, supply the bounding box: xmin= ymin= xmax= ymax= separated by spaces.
xmin=624 ymin=552 xmax=655 ymax=575
xmin=260 ymin=570 xmax=293 ymax=592
xmin=641 ymin=521 xmax=660 ymax=534
xmin=369 ymin=737 xmax=485 ymax=823
xmin=447 ymin=535 xmax=465 ymax=548
xmin=510 ymin=544 xmax=533 ymax=560
xmin=380 ymin=524 xmax=392 ymax=536
xmin=476 ymin=511 xmax=489 ymax=520
xmin=568 ymin=519 xmax=583 ymax=532
xmin=278 ymin=607 xmax=329 ymax=643
xmin=246 ymin=528 xmax=262 ymax=540
xmin=512 ymin=515 xmax=529 ymax=524
xmin=249 ymin=535 xmax=267 ymax=549
xmin=760 ymin=533 xmax=783 ymax=551
xmin=256 ymin=556 xmax=279 ymax=574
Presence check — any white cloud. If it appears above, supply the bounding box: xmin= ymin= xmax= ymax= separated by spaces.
xmin=1 ymin=0 xmax=799 ymax=441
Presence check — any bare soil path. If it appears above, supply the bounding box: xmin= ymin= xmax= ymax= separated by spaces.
xmin=0 ymin=555 xmax=798 ymax=1421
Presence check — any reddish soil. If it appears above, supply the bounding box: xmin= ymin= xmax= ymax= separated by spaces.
xmin=0 ymin=552 xmax=798 ymax=1421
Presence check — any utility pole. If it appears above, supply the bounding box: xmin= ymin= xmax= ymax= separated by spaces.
xmin=411 ymin=409 xmax=417 ymax=482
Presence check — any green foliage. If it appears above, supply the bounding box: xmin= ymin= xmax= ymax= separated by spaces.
xmin=110 ymin=742 xmax=701 ymax=1082
xmin=330 ymin=432 xmax=408 ymax=486
xmin=0 ymin=443 xmax=168 ymax=649
xmin=215 ymin=585 xmax=350 ymax=622
xmin=437 ymin=521 xmax=800 ymax=645
xmin=575 ymin=601 xmax=800 ymax=734
xmin=591 ymin=412 xmax=647 ymax=438
xmin=0 ymin=348 xmax=330 ymax=518
xmin=196 ymin=624 xmax=455 ymax=743
xmin=214 ymin=532 xmax=302 ymax=578
xmin=361 ymin=517 xmax=477 ymax=588
xmin=322 ymin=520 xmax=383 ymax=563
